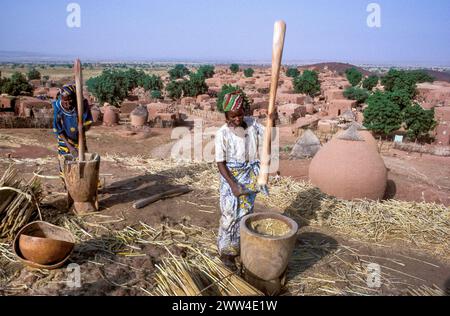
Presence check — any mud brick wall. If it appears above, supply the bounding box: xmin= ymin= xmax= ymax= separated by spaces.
xmin=184 ymin=108 xmax=224 ymax=122
xmin=394 ymin=142 xmax=450 ymax=157
xmin=0 ymin=116 xmax=53 ymax=128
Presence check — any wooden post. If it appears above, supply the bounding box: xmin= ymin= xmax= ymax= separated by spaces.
xmin=74 ymin=59 xmax=85 ymax=161
xmin=257 ymin=21 xmax=286 ymax=188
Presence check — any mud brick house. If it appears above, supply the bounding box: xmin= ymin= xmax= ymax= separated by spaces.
xmin=146 ymin=103 xmax=168 ymax=122
xmin=324 ymin=89 xmax=345 ymax=102
xmin=48 ymin=87 xmax=60 ymax=100
xmin=29 ymin=79 xmax=41 ymax=89
xmin=33 ymin=87 xmax=49 ymax=98
xmin=120 ymin=101 xmax=139 ymax=115
xmin=291 ymin=115 xmax=321 ymax=137
xmin=434 ymin=106 xmax=450 ymax=146
xmin=17 ymin=97 xmax=52 ymax=117
xmin=0 ymin=95 xmax=17 ymax=112
xmin=326 ymin=100 xmax=357 ymax=117
xmin=277 ymin=103 xmax=306 ymax=125
xmin=277 ymin=93 xmax=305 ymax=105
xmin=417 ymin=82 xmax=450 ymax=109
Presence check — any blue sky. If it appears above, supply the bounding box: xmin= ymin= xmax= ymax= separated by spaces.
xmin=0 ymin=0 xmax=449 ymax=66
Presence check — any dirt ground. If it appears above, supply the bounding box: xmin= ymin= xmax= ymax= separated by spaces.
xmin=1 ymin=124 xmax=449 ymax=296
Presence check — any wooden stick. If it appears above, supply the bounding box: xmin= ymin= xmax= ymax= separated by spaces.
xmin=74 ymin=59 xmax=85 ymax=161
xmin=133 ymin=187 xmax=192 ymax=209
xmin=257 ymin=21 xmax=286 ymax=187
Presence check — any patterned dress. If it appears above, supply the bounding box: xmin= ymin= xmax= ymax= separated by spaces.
xmin=52 ymin=99 xmax=93 ymax=179
xmin=215 ymin=117 xmax=264 ymax=256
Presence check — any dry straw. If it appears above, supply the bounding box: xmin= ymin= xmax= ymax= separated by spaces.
xmin=0 ymin=165 xmax=43 ymax=239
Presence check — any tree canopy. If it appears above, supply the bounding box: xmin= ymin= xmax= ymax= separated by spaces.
xmin=197 ymin=65 xmax=215 ymax=79
xmin=0 ymin=72 xmax=33 ymax=96
xmin=286 ymin=68 xmax=300 ymax=78
xmin=27 ymin=68 xmax=41 ymax=81
xmin=345 ymin=68 xmax=363 ymax=87
xmin=244 ymin=68 xmax=254 ymax=78
xmin=168 ymin=64 xmax=190 ymax=80
xmin=362 ymin=75 xmax=379 ymax=91
xmin=293 ymin=70 xmax=321 ymax=96
xmin=343 ymin=87 xmax=369 ymax=104
xmin=230 ymin=64 xmax=240 ymax=74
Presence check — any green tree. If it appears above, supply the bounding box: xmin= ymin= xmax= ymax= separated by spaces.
xmin=168 ymin=64 xmax=190 ymax=80
xmin=293 ymin=70 xmax=321 ymax=96
xmin=343 ymin=87 xmax=369 ymax=104
xmin=345 ymin=68 xmax=363 ymax=87
xmin=363 ymin=91 xmax=403 ymax=136
xmin=408 ymin=70 xmax=434 ymax=84
xmin=86 ymin=69 xmax=129 ymax=106
xmin=216 ymin=84 xmax=251 ymax=113
xmin=1 ymin=72 xmax=33 ymax=96
xmin=166 ymin=80 xmax=185 ymax=100
xmin=244 ymin=68 xmax=254 ymax=78
xmin=402 ymin=104 xmax=436 ymax=140
xmin=197 ymin=65 xmax=215 ymax=79
xmin=286 ymin=68 xmax=300 ymax=78
xmin=183 ymin=72 xmax=209 ymax=97
xmin=362 ymin=75 xmax=379 ymax=90
xmin=381 ymin=69 xmax=417 ymax=99
xmin=150 ymin=90 xmax=162 ymax=99
xmin=27 ymin=68 xmax=41 ymax=80
xmin=140 ymin=74 xmax=163 ymax=92
xmin=388 ymin=89 xmax=413 ymax=110
xmin=230 ymin=64 xmax=240 ymax=74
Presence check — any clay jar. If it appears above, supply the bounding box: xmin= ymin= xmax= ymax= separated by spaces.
xmin=309 ymin=126 xmax=387 ymax=200
xmin=90 ymin=106 xmax=101 ymax=123
xmin=103 ymin=105 xmax=119 ymax=126
xmin=130 ymin=105 xmax=148 ymax=127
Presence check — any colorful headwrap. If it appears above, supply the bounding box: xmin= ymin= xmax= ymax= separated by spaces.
xmin=222 ymin=92 xmax=244 ymax=112
xmin=58 ymin=84 xmax=76 ymax=99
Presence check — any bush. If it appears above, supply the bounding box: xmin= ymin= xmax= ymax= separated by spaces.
xmin=363 ymin=91 xmax=403 ymax=136
xmin=1 ymin=72 xmax=33 ymax=96
xmin=362 ymin=75 xmax=379 ymax=90
xmin=183 ymin=72 xmax=209 ymax=97
xmin=168 ymin=64 xmax=190 ymax=80
xmin=343 ymin=87 xmax=369 ymax=104
xmin=166 ymin=80 xmax=185 ymax=100
xmin=216 ymin=84 xmax=251 ymax=113
xmin=198 ymin=65 xmax=215 ymax=79
xmin=150 ymin=90 xmax=162 ymax=100
xmin=140 ymin=74 xmax=163 ymax=92
xmin=345 ymin=68 xmax=363 ymax=87
xmin=403 ymin=104 xmax=436 ymax=140
xmin=27 ymin=68 xmax=41 ymax=81
xmin=293 ymin=70 xmax=321 ymax=97
xmin=230 ymin=64 xmax=239 ymax=74
xmin=244 ymin=68 xmax=254 ymax=78
xmin=286 ymin=68 xmax=300 ymax=78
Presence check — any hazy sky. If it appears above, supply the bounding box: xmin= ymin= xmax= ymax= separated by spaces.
xmin=1 ymin=0 xmax=449 ymax=65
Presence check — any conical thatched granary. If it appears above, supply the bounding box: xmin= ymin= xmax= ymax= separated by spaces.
xmin=333 ymin=123 xmax=379 ymax=152
xmin=290 ymin=129 xmax=322 ymax=159
xmin=309 ymin=124 xmax=387 ymax=200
